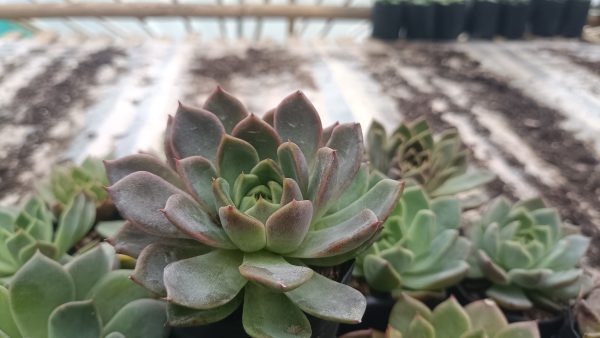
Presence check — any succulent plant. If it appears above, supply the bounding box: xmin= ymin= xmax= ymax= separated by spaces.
xmin=354 ymin=185 xmax=470 ymax=296
xmin=576 ymin=288 xmax=600 ymax=337
xmin=366 ymin=119 xmax=494 ymax=198
xmin=104 ymin=88 xmax=404 ymax=337
xmin=467 ymin=197 xmax=591 ymax=311
xmin=340 ymin=294 xmax=540 ymax=338
xmin=0 ymin=243 xmax=167 ymax=338
xmin=38 ymin=157 xmax=110 ymax=211
xmin=0 ymin=194 xmax=95 ymax=285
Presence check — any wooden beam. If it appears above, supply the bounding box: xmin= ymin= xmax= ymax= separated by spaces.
xmin=0 ymin=3 xmax=371 ymax=20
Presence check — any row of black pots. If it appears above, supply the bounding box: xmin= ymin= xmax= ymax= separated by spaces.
xmin=372 ymin=0 xmax=591 ymax=41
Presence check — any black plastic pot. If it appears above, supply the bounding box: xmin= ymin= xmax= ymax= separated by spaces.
xmin=531 ymin=0 xmax=567 ymax=36
xmin=468 ymin=1 xmax=500 ymax=39
xmin=435 ymin=2 xmax=467 ymax=40
xmin=405 ymin=3 xmax=436 ymax=39
xmin=170 ymin=261 xmax=355 ymax=338
xmin=560 ymin=0 xmax=591 ymax=37
xmin=338 ymin=295 xmax=395 ymax=334
xmin=372 ymin=2 xmax=404 ymax=40
xmin=498 ymin=1 xmax=530 ymax=39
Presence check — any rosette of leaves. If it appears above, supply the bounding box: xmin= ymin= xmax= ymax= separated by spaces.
xmin=340 ymin=294 xmax=540 ymax=338
xmin=0 ymin=194 xmax=95 ymax=285
xmin=0 ymin=243 xmax=168 ymax=338
xmin=38 ymin=157 xmax=110 ymax=211
xmin=366 ymin=119 xmax=494 ymax=197
xmin=576 ymin=288 xmax=600 ymax=337
xmin=354 ymin=186 xmax=470 ymax=296
xmin=104 ymin=88 xmax=404 ymax=337
xmin=467 ymin=197 xmax=591 ymax=311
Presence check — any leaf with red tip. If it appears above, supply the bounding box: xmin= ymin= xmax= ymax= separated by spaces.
xmin=265 ymin=200 xmax=313 ymax=254
xmin=321 ymin=122 xmax=339 ymax=146
xmin=132 ymin=243 xmax=208 ymax=296
xmin=107 ymin=172 xmax=189 ymax=238
xmin=163 ymin=194 xmax=235 ymax=249
xmin=285 ymin=272 xmax=366 ymax=324
xmin=164 ymin=115 xmax=177 ymax=169
xmin=274 ymin=91 xmax=323 ymax=164
xmin=217 ymin=135 xmax=260 ymax=189
xmin=104 ymin=154 xmax=182 ymax=187
xmin=277 ymin=142 xmax=309 ymax=196
xmin=164 ymin=250 xmax=246 ymax=310
xmin=307 ymin=147 xmax=338 ymax=219
xmin=280 ymin=178 xmax=303 ymax=205
xmin=263 ymin=108 xmax=275 ymax=126
xmin=171 ymin=103 xmax=225 ymax=162
xmin=326 ymin=123 xmax=363 ymax=197
xmin=107 ymin=221 xmax=197 ymax=257
xmin=232 ymin=114 xmax=282 ymax=160
xmin=212 ymin=177 xmax=234 ymax=209
xmin=203 ymin=87 xmax=249 ymax=133
xmin=176 ymin=156 xmax=218 ymax=214
xmin=245 ymin=198 xmax=279 ymax=224
xmin=288 ymin=209 xmax=380 ymax=258
xmin=239 ymin=251 xmax=313 ymax=292
xmin=218 ymin=206 xmax=266 ymax=252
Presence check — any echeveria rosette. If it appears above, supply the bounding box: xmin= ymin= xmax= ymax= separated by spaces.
xmin=0 ymin=243 xmax=168 ymax=338
xmin=104 ymin=88 xmax=404 ymax=337
xmin=354 ymin=186 xmax=471 ymax=298
xmin=340 ymin=294 xmax=540 ymax=338
xmin=467 ymin=197 xmax=591 ymax=311
xmin=367 ymin=119 xmax=494 ymax=198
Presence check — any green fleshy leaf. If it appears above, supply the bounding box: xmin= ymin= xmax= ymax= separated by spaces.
xmin=477 ymin=250 xmax=509 ymax=285
xmin=431 ymin=197 xmax=461 ymax=230
xmin=280 ymin=178 xmax=303 ymax=205
xmin=363 ymin=254 xmax=403 ymax=292
xmin=103 ymin=299 xmax=168 ymax=338
xmin=430 ymin=169 xmax=495 ymax=197
xmin=495 ymin=321 xmax=540 ymax=338
xmin=164 ymin=250 xmax=246 ymax=310
xmin=499 ymin=241 xmax=533 ymax=270
xmin=410 ymin=230 xmax=462 ymax=273
xmin=508 ymin=269 xmax=552 ymax=287
xmin=48 ymin=300 xmax=102 ymax=338
xmin=538 ymin=235 xmax=590 ymax=270
xmin=167 ymin=293 xmax=242 ymax=327
xmin=211 ymin=177 xmax=234 ymax=209
xmin=217 ymin=135 xmax=260 ymax=189
xmin=388 ymin=293 xmax=432 ymax=333
xmin=65 ymin=243 xmax=115 ymax=300
xmin=54 ymin=194 xmax=96 ymax=257
xmin=218 ymin=206 xmax=266 ymax=252
xmin=403 ymin=261 xmax=469 ymax=291
xmin=87 ymin=270 xmax=154 ymax=324
xmin=482 ymin=223 xmax=500 ymax=258
xmin=464 ymin=299 xmax=508 ymax=336
xmin=407 ymin=316 xmax=435 ymax=338
xmin=245 ymin=198 xmax=280 ymax=224
xmin=274 ymin=91 xmax=322 ymax=164
xmin=243 ymin=283 xmax=311 ymax=338
xmin=307 ymin=147 xmax=338 ymax=219
xmin=330 ymin=164 xmax=369 ymax=213
xmin=176 ymin=156 xmax=218 ymax=214
xmin=0 ymin=286 xmax=20 ymax=338
xmin=133 ymin=243 xmax=209 ymax=296
xmin=367 ymin=121 xmax=388 ymax=173
xmin=404 ymin=210 xmax=436 ymax=256
xmin=6 ymin=230 xmax=35 ymax=263
xmin=232 ymin=114 xmax=282 ymax=160
xmin=171 ymin=102 xmax=225 ymax=162
xmin=530 ymin=208 xmax=560 ymax=243
xmin=538 ymin=269 xmax=582 ymax=289
xmin=104 ymin=153 xmax=182 ymax=187
xmin=285 ymin=273 xmax=366 ymax=323
xmin=96 ymin=221 xmax=125 ymax=238
xmin=486 ymin=285 xmax=533 ymax=310
xmin=288 ymin=209 xmax=379 ymax=258
xmin=9 ymin=253 xmax=75 ymax=338
xmin=325 ymin=123 xmax=363 ymax=197
xmin=400 ymin=186 xmax=430 ymax=227
xmin=380 ymin=245 xmax=415 ymax=274
xmin=203 ymin=86 xmax=249 ymax=133
xmin=163 ymin=194 xmax=235 ymax=249
xmin=481 ymin=198 xmax=511 ymax=227
xmin=107 ymin=172 xmax=188 ymax=238
xmin=265 ymin=200 xmax=313 ymax=254
xmin=278 ymin=142 xmax=310 ymax=196
xmin=232 ymin=174 xmax=261 ymax=206
xmin=239 ymin=251 xmax=313 ymax=292
xmin=250 ymin=159 xmax=284 ymax=186
xmin=105 ymin=332 xmax=126 ymax=338
xmin=431 ymin=297 xmax=471 ymax=338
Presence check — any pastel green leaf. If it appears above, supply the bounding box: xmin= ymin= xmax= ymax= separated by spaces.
xmin=245 ymin=198 xmax=280 ymax=224
xmin=538 ymin=269 xmax=582 ymax=289
xmin=175 ymin=156 xmax=218 ymax=214
xmin=529 ymin=208 xmax=560 ymax=242
xmin=325 ymin=123 xmax=363 ymax=197
xmin=486 ymin=285 xmax=533 ymax=310
xmin=430 ymin=197 xmax=461 ymax=230
xmin=65 ymin=243 xmax=115 ymax=300
xmin=277 ymin=142 xmax=310 ymax=196
xmin=495 ymin=322 xmax=540 ymax=338
xmin=9 ymin=253 xmax=75 ymax=338
xmin=104 ymin=332 xmax=125 ymax=338
xmin=400 ymin=186 xmax=430 ymax=226
xmin=218 ymin=206 xmax=266 ymax=252
xmin=407 ymin=316 xmax=435 ymax=338
xmin=464 ymin=299 xmax=508 ymax=336
xmin=232 ymin=114 xmax=282 ymax=160
xmin=403 ymin=261 xmax=469 ymax=290
xmin=164 ymin=250 xmax=246 ymax=310
xmin=104 ymin=154 xmax=182 ymax=187
xmin=48 ymin=300 xmax=101 ymax=338
xmin=203 ymin=86 xmax=249 ymax=133
xmin=243 ymin=283 xmax=311 ymax=338
xmin=477 ymin=250 xmax=509 ymax=285
xmin=239 ymin=251 xmax=313 ymax=292
xmin=330 ymin=164 xmax=369 ymax=213
xmin=54 ymin=194 xmax=96 ymax=257
xmin=285 ymin=273 xmax=366 ymax=323
xmin=0 ymin=286 xmax=20 ymax=338
xmin=481 ymin=197 xmax=511 ymax=226
xmin=307 ymin=147 xmax=338 ymax=219
xmin=280 ymin=178 xmax=303 ymax=205
xmin=167 ymin=293 xmax=242 ymax=327
xmin=217 ymin=135 xmax=260 ymax=190
xmin=404 ymin=210 xmax=436 ymax=256
xmin=380 ymin=245 xmax=415 ymax=274
xmin=265 ymin=200 xmax=313 ymax=254
xmin=211 ymin=177 xmax=234 ymax=209
xmin=431 ymin=169 xmax=495 ymax=197
xmin=508 ymin=269 xmax=552 ymax=287
xmin=499 ymin=241 xmax=532 ymax=270
xmin=96 ymin=221 xmax=125 ymax=238
xmin=431 ymin=297 xmax=471 ymax=338
xmin=103 ymin=299 xmax=168 ymax=338
xmin=363 ymin=254 xmax=403 ymax=292
xmin=389 ymin=294 xmax=432 ymax=333
xmin=171 ymin=102 xmax=225 ymax=162
xmin=539 ymin=235 xmax=590 ymax=270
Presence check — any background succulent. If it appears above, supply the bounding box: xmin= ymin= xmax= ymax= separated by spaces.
xmin=340 ymin=294 xmax=540 ymax=338
xmin=104 ymin=87 xmax=404 ymax=337
xmin=576 ymin=287 xmax=600 ymax=337
xmin=366 ymin=119 xmax=494 ymax=198
xmin=0 ymin=243 xmax=167 ymax=338
xmin=467 ymin=197 xmax=591 ymax=311
xmin=354 ymin=185 xmax=470 ymax=297
xmin=0 ymin=194 xmax=95 ymax=285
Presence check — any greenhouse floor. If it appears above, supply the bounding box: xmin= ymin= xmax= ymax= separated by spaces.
xmin=0 ymin=34 xmax=599 ymax=267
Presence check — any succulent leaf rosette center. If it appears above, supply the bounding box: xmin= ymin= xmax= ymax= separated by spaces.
xmin=105 ymin=88 xmax=403 ymax=337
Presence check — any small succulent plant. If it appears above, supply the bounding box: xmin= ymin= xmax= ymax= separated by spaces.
xmin=0 ymin=243 xmax=168 ymax=338
xmin=38 ymin=157 xmax=110 ymax=211
xmin=576 ymin=288 xmax=600 ymax=338
xmin=354 ymin=185 xmax=470 ymax=296
xmin=105 ymin=88 xmax=404 ymax=337
xmin=340 ymin=294 xmax=540 ymax=338
xmin=467 ymin=197 xmax=591 ymax=311
xmin=0 ymin=194 xmax=95 ymax=285
xmin=366 ymin=119 xmax=494 ymax=198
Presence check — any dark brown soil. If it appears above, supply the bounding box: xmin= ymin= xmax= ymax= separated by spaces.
xmin=549 ymin=48 xmax=600 ymax=77
xmin=0 ymin=47 xmax=126 ymax=201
